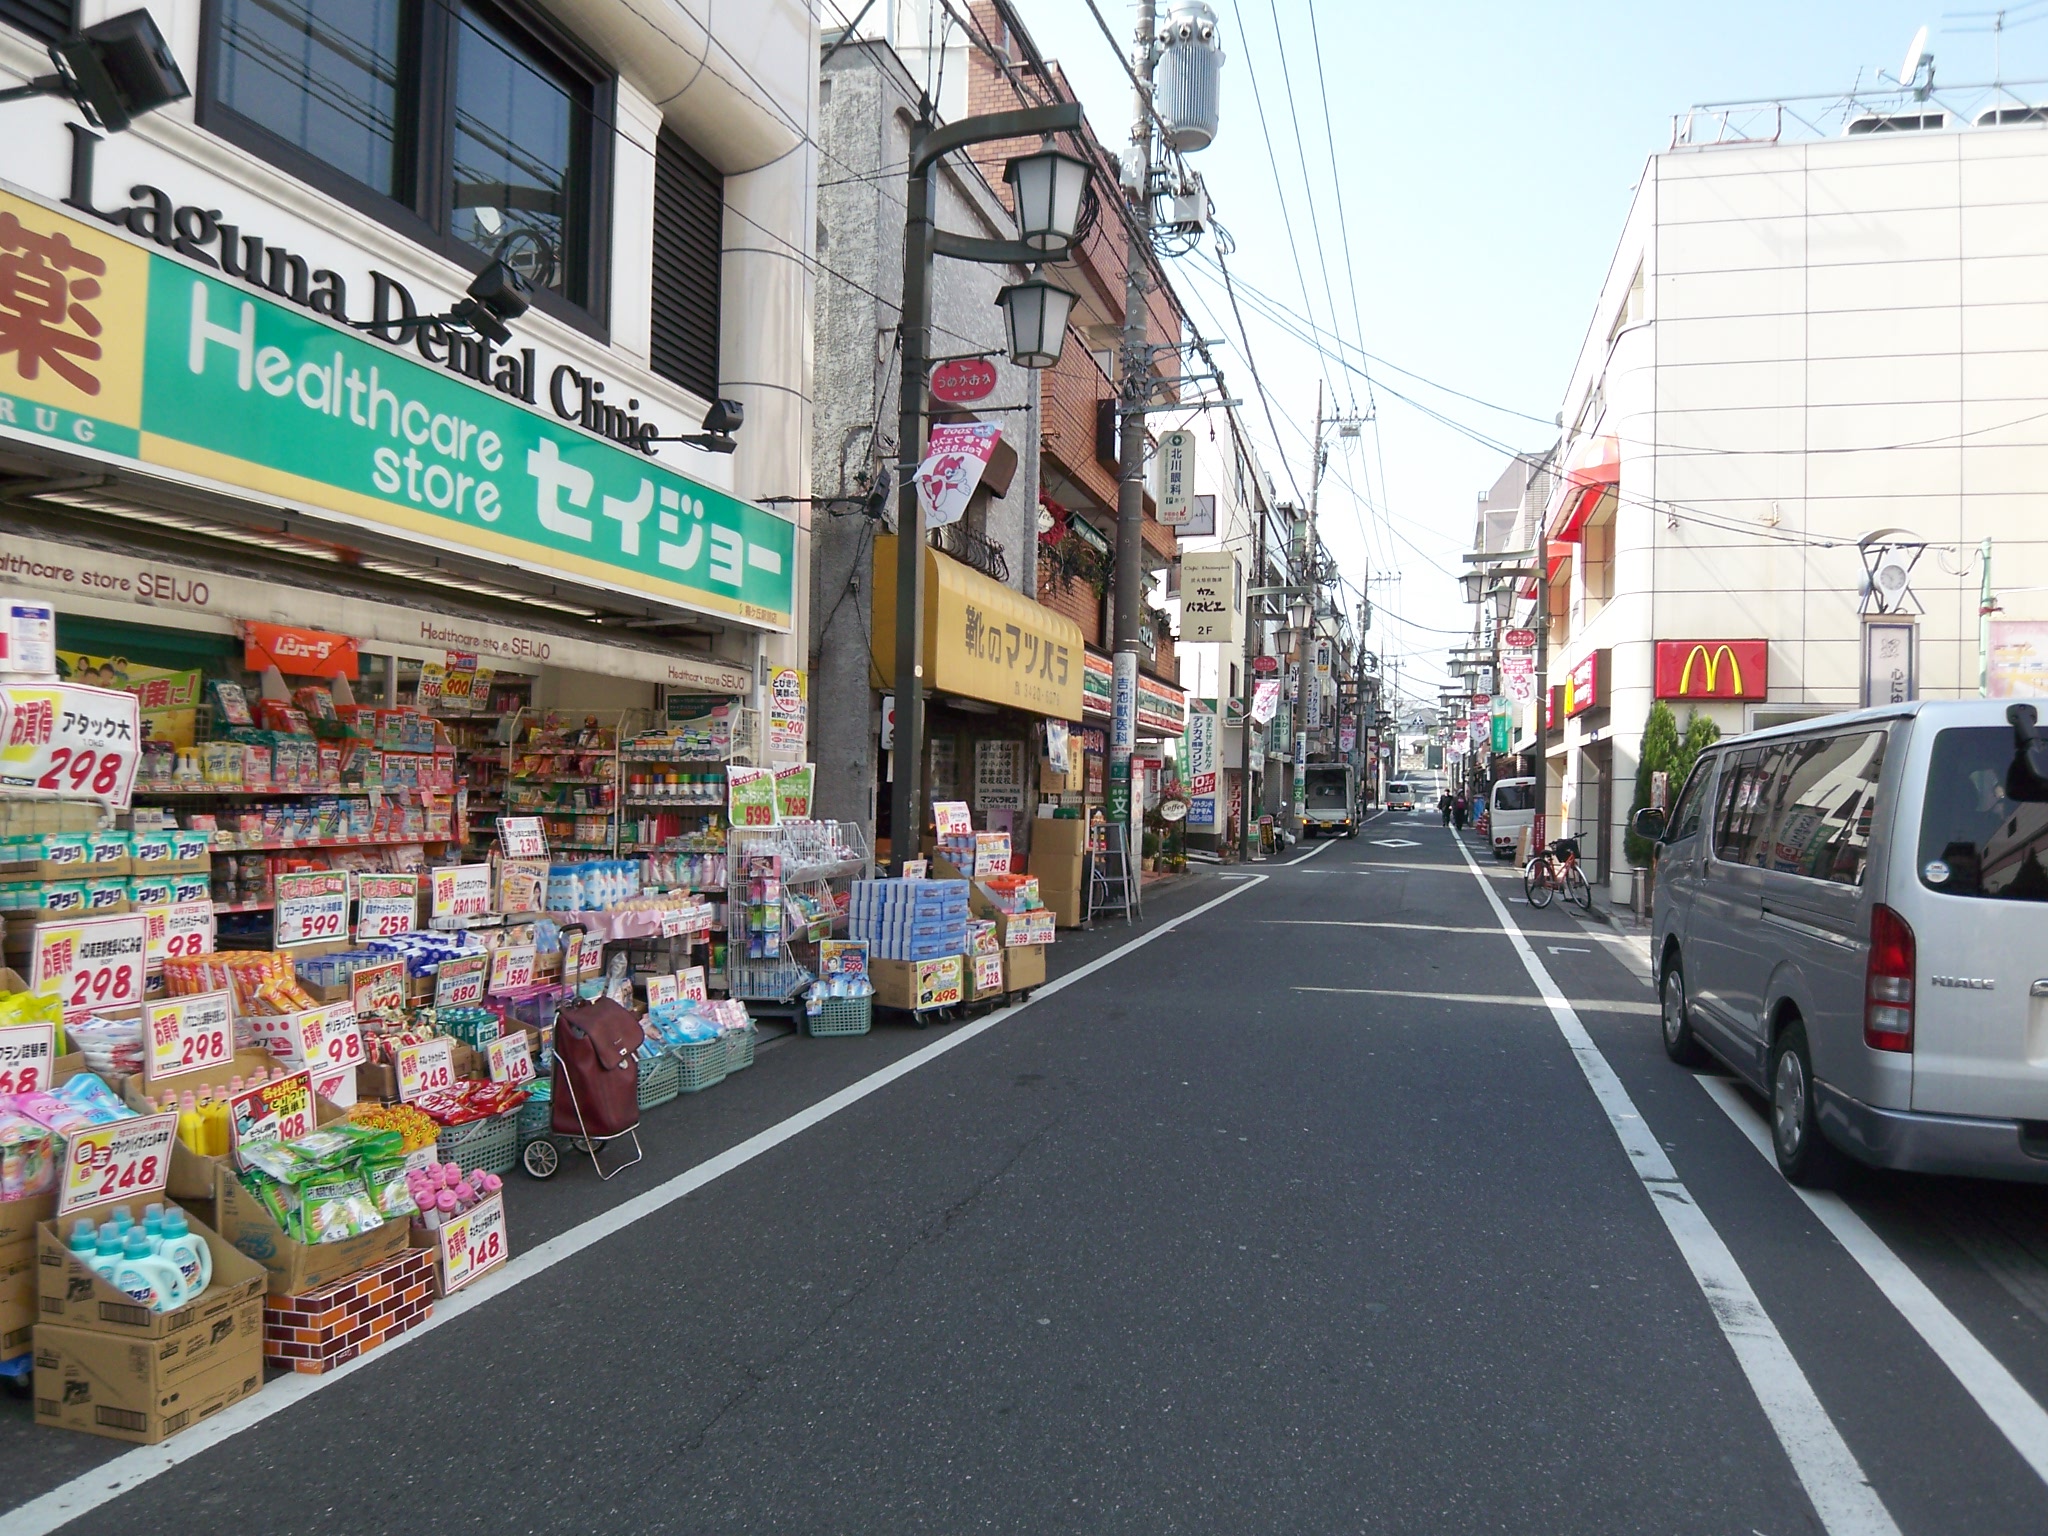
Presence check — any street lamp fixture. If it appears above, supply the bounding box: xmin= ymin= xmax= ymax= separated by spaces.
xmin=996 ymin=268 xmax=1078 ymax=370
xmin=1288 ymin=598 xmax=1311 ymax=632
xmin=0 ymin=8 xmax=188 ymax=134
xmin=1005 ymin=141 xmax=1092 ymax=252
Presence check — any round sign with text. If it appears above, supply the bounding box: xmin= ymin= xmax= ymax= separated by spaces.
xmin=930 ymin=357 xmax=998 ymax=404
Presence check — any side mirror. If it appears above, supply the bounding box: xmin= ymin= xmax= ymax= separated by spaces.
xmin=1632 ymin=807 xmax=1668 ymax=842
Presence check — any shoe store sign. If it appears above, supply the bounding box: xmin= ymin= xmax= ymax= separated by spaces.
xmin=0 ymin=184 xmax=793 ymax=631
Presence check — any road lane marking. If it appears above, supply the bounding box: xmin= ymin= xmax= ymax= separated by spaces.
xmin=1262 ymin=920 xmax=1507 ymax=935
xmin=1448 ymin=835 xmax=1900 ymax=1536
xmin=1547 ymin=944 xmax=1593 ymax=955
xmin=1292 ymin=986 xmax=1658 ymax=1015
xmin=1698 ymin=1074 xmax=2048 ymax=1491
xmin=1285 ymin=838 xmax=1339 ymax=865
xmin=0 ymin=878 xmax=1274 ymax=1536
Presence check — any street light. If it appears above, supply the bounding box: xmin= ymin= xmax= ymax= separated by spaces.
xmin=1004 ymin=142 xmax=1092 ymax=252
xmin=995 ymin=269 xmax=1078 ymax=369
xmin=0 ymin=8 xmax=188 ymax=133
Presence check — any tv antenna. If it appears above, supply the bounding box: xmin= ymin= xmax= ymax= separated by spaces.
xmin=1947 ymin=2 xmax=2048 ymax=85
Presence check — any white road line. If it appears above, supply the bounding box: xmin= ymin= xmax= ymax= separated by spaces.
xmin=1698 ymin=1074 xmax=2048 ymax=1490
xmin=0 ymin=876 xmax=1272 ymax=1536
xmin=1261 ymin=920 xmax=1508 ymax=935
xmin=1447 ymin=835 xmax=1899 ymax=1536
xmin=1292 ymin=986 xmax=1660 ymax=1015
xmin=1285 ymin=837 xmax=1339 ymax=865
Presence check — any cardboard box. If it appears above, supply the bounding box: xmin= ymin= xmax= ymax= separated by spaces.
xmin=1029 ymin=850 xmax=1085 ymax=887
xmin=212 ymin=1165 xmax=411 ymax=1297
xmin=1032 ymin=817 xmax=1091 ymax=857
xmin=36 ymin=1214 xmax=265 ymax=1339
xmin=0 ymin=1236 xmax=35 ymax=1355
xmin=1002 ymin=944 xmax=1047 ymax=992
xmin=34 ymin=1317 xmax=263 ymax=1443
xmin=870 ymin=955 xmax=962 ymax=1011
xmin=0 ymin=1191 xmax=54 ymax=1250
xmin=1044 ymin=889 xmax=1085 ymax=930
xmin=263 ymin=1245 xmax=435 ymax=1374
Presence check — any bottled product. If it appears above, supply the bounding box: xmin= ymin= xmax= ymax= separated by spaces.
xmin=112 ymin=1229 xmax=183 ymax=1310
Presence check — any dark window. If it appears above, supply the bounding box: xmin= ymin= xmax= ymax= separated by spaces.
xmin=200 ymin=0 xmax=611 ymax=325
xmin=1765 ymin=731 xmax=1886 ymax=885
xmin=1666 ymin=755 xmax=1712 ymax=842
xmin=1713 ymin=747 xmax=1773 ymax=865
xmin=650 ymin=126 xmax=722 ymax=399
xmin=1918 ymin=726 xmax=2048 ymax=901
xmin=0 ymin=0 xmax=74 ymax=46
xmin=1491 ymin=782 xmax=1535 ymax=812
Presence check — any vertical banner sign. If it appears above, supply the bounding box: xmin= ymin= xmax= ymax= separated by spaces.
xmin=144 ymin=991 xmax=233 ymax=1083
xmin=1502 ymin=629 xmax=1537 ymax=702
xmin=355 ymin=872 xmax=418 ymax=940
xmin=916 ymin=422 xmax=1002 ymax=530
xmin=767 ymin=667 xmax=808 ymax=760
xmin=1251 ymin=679 xmax=1280 ymax=726
xmin=0 ymin=1022 xmax=55 ymax=1093
xmin=1861 ymin=621 xmax=1918 ymax=708
xmin=1186 ymin=705 xmax=1218 ymax=829
xmin=274 ymin=870 xmax=349 ymax=947
xmin=0 ymin=683 xmax=142 ymax=807
xmin=33 ymin=913 xmax=149 ymax=1020
xmin=1110 ymin=650 xmax=1137 ymax=823
xmin=1155 ymin=429 xmax=1195 ymax=525
xmin=58 ymin=1113 xmax=178 ymax=1219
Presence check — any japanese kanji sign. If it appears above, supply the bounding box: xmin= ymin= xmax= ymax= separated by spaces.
xmin=0 ymin=189 xmax=795 ymax=631
xmin=0 ymin=683 xmax=140 ymax=806
xmin=915 ymin=421 xmax=1000 ymax=530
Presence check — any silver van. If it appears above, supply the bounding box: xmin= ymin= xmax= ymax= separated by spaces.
xmin=1634 ymin=699 xmax=2048 ymax=1186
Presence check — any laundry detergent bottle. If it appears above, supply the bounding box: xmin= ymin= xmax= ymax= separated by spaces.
xmin=159 ymin=1208 xmax=211 ymax=1296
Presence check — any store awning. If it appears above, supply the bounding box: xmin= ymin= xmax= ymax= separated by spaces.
xmin=1547 ymin=434 xmax=1620 ymax=544
xmin=871 ymin=537 xmax=1085 ymax=719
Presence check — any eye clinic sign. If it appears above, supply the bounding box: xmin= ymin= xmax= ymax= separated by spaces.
xmin=0 ymin=185 xmax=795 ymax=631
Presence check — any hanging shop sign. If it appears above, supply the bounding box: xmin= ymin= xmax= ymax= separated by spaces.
xmin=1154 ymin=429 xmax=1195 ymax=525
xmin=1565 ymin=650 xmax=1607 ymax=719
xmin=0 ymin=682 xmax=140 ymax=807
xmin=871 ymin=540 xmax=1083 ymax=719
xmin=766 ymin=667 xmax=808 ymax=760
xmin=242 ymin=622 xmax=358 ymax=678
xmin=916 ymin=422 xmax=1001 ymax=530
xmin=929 ymin=357 xmax=998 ymax=404
xmin=0 ymin=184 xmax=796 ymax=631
xmin=1653 ymin=639 xmax=1768 ymax=702
xmin=1250 ymin=678 xmax=1281 ymax=725
xmin=1186 ymin=704 xmax=1218 ymax=829
xmin=1178 ymin=550 xmax=1242 ymax=645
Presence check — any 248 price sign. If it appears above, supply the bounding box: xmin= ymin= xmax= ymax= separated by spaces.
xmin=58 ymin=1112 xmax=178 ymax=1218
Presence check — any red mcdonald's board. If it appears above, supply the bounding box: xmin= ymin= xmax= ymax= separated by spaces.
xmin=243 ymin=622 xmax=360 ymax=678
xmin=1654 ymin=639 xmax=1768 ymax=701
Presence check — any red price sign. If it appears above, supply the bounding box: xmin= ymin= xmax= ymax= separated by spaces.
xmin=485 ymin=1033 xmax=533 ymax=1085
xmin=229 ymin=1070 xmax=313 ymax=1163
xmin=396 ymin=1037 xmax=455 ymax=1101
xmin=438 ymin=1192 xmax=507 ymax=1292
xmin=147 ymin=902 xmax=217 ymax=968
xmin=434 ymin=953 xmax=487 ymax=1008
xmin=349 ymin=959 xmax=408 ymax=1018
xmin=275 ymin=871 xmax=349 ymax=947
xmin=0 ymin=683 xmax=142 ymax=808
xmin=144 ymin=991 xmax=233 ymax=1083
xmin=0 ymin=1022 xmax=54 ymax=1094
xmin=58 ymin=1112 xmax=178 ymax=1218
xmin=488 ymin=944 xmax=535 ymax=994
xmin=33 ymin=913 xmax=148 ymax=1020
xmin=355 ymin=873 xmax=418 ymax=941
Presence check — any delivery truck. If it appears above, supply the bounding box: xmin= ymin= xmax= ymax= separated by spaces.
xmin=1301 ymin=764 xmax=1359 ymax=838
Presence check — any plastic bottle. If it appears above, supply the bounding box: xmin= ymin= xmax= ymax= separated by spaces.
xmin=90 ymin=1222 xmax=124 ymax=1281
xmin=159 ymin=1208 xmax=211 ymax=1297
xmin=142 ymin=1203 xmax=165 ymax=1246
xmin=110 ymin=1205 xmax=134 ymax=1235
xmin=202 ymin=1094 xmax=230 ymax=1158
xmin=112 ymin=1228 xmax=182 ymax=1310
xmin=66 ymin=1219 xmax=96 ymax=1261
xmin=178 ymin=1091 xmax=204 ymax=1153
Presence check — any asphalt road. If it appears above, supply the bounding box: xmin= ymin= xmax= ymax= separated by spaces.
xmin=6 ymin=815 xmax=2048 ymax=1534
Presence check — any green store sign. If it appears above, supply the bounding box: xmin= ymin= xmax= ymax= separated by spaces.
xmin=0 ymin=187 xmax=794 ymax=630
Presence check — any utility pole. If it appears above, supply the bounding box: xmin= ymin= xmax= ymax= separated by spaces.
xmin=1108 ymin=0 xmax=1159 ymax=837
xmin=1237 ymin=499 xmax=1264 ymax=860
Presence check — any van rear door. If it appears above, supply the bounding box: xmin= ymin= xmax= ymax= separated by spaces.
xmin=1901 ymin=719 xmax=2048 ymax=1119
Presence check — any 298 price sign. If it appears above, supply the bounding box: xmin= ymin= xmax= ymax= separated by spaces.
xmin=145 ymin=992 xmax=233 ymax=1082
xmin=58 ymin=1112 xmax=178 ymax=1218
xmin=0 ymin=683 xmax=141 ymax=809
xmin=33 ymin=913 xmax=149 ymax=1022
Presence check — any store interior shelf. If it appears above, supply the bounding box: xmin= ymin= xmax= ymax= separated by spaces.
xmin=212 ymin=900 xmax=276 ymax=914
xmin=136 ymin=785 xmax=379 ymax=797
xmin=622 ymin=798 xmax=721 ymax=809
xmin=208 ymin=835 xmax=451 ymax=853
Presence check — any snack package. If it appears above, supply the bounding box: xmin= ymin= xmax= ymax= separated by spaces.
xmin=0 ymin=1110 xmax=56 ymax=1200
xmin=363 ymin=1157 xmax=418 ymax=1222
xmin=300 ymin=1172 xmax=382 ymax=1244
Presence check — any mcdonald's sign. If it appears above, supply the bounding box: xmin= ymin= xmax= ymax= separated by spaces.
xmin=1654 ymin=639 xmax=1768 ymax=701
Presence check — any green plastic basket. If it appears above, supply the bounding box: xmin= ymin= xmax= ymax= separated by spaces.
xmin=722 ymin=1027 xmax=755 ymax=1072
xmin=516 ymin=1093 xmax=553 ymax=1143
xmin=435 ymin=1109 xmax=519 ymax=1177
xmin=636 ymin=1052 xmax=680 ymax=1108
xmin=808 ymin=996 xmax=871 ymax=1037
xmin=673 ymin=1036 xmax=728 ymax=1093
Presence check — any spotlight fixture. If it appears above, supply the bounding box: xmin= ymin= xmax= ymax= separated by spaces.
xmin=0 ymin=9 xmax=190 ymax=134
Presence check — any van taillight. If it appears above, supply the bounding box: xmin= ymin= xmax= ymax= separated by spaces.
xmin=1865 ymin=904 xmax=1915 ymax=1052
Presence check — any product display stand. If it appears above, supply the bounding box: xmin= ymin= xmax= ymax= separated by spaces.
xmin=505 ymin=710 xmax=631 ymax=856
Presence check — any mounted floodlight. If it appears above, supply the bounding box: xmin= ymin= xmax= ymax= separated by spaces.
xmin=446 ymin=258 xmax=532 ymax=346
xmin=997 ymin=269 xmax=1077 ymax=370
xmin=649 ymin=399 xmax=746 ymax=455
xmin=0 ymin=8 xmax=189 ymax=133
xmin=1004 ymin=141 xmax=1090 ymax=253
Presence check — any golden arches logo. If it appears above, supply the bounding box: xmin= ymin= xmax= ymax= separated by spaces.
xmin=1678 ymin=644 xmax=1743 ymax=696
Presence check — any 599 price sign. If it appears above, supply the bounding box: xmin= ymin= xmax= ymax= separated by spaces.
xmin=58 ymin=1112 xmax=178 ymax=1218
xmin=275 ymin=871 xmax=350 ymax=947
xmin=0 ymin=683 xmax=141 ymax=809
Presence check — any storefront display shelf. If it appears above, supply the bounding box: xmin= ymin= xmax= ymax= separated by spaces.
xmin=212 ymin=900 xmax=276 ymax=914
xmin=783 ymin=856 xmax=867 ymax=883
xmin=622 ymin=798 xmax=721 ymax=809
xmin=509 ymin=777 xmax=614 ymax=786
xmin=208 ymin=835 xmax=451 ymax=853
xmin=135 ymin=786 xmax=377 ymax=798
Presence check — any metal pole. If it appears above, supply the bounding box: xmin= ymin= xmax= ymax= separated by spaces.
xmin=889 ymin=115 xmax=935 ymax=875
xmin=1531 ymin=573 xmax=1550 ymax=857
xmin=1238 ymin=501 xmax=1263 ymax=861
xmin=1109 ymin=0 xmax=1158 ymax=841
xmin=1978 ymin=535 xmax=1994 ymax=698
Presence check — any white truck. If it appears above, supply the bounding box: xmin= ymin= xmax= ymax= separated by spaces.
xmin=1301 ymin=764 xmax=1360 ymax=838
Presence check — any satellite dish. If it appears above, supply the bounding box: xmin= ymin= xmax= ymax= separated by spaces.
xmin=1902 ymin=25 xmax=1928 ymax=85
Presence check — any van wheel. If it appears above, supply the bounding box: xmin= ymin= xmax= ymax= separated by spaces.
xmin=1660 ymin=959 xmax=1707 ymax=1066
xmin=1769 ymin=1019 xmax=1846 ymax=1188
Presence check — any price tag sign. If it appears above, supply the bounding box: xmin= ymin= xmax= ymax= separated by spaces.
xmin=0 ymin=1022 xmax=55 ymax=1094
xmin=32 ymin=912 xmax=148 ymax=1020
xmin=933 ymin=801 xmax=972 ymax=839
xmin=644 ymin=973 xmax=678 ymax=1009
xmin=1004 ymin=911 xmax=1056 ymax=947
xmin=678 ymin=965 xmax=708 ymax=1002
xmin=434 ymin=953 xmax=487 ymax=1008
xmin=355 ymin=873 xmax=418 ymax=941
xmin=303 ymin=1004 xmax=365 ymax=1074
xmin=485 ymin=1033 xmax=533 ymax=1085
xmin=564 ymin=933 xmax=600 ymax=983
xmin=973 ymin=952 xmax=1004 ymax=993
xmin=496 ymin=859 xmax=546 ymax=915
xmin=275 ymin=871 xmax=350 ymax=947
xmin=144 ymin=991 xmax=233 ymax=1083
xmin=437 ymin=1191 xmax=507 ymax=1294
xmin=0 ymin=682 xmax=142 ymax=809
xmin=228 ymin=1070 xmax=313 ymax=1166
xmin=901 ymin=859 xmax=929 ymax=881
xmin=488 ymin=943 xmax=536 ymax=994
xmin=659 ymin=907 xmax=693 ymax=939
xmin=498 ymin=816 xmax=548 ymax=860
xmin=350 ymin=959 xmax=408 ymax=1018
xmin=396 ymin=1037 xmax=457 ymax=1101
xmin=431 ymin=863 xmax=493 ymax=921
xmin=818 ymin=940 xmax=869 ymax=981
xmin=146 ymin=902 xmax=216 ymax=969
xmin=57 ymin=1112 xmax=177 ymax=1219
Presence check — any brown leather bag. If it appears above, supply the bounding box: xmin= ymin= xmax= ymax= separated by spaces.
xmin=552 ymin=997 xmax=642 ymax=1138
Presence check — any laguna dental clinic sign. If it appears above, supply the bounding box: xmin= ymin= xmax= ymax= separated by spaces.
xmin=0 ymin=184 xmax=794 ymax=630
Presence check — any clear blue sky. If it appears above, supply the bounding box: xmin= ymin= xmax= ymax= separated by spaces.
xmin=1017 ymin=0 xmax=2048 ymax=701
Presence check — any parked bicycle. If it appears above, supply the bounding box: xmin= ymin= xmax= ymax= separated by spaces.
xmin=1524 ymin=836 xmax=1592 ymax=911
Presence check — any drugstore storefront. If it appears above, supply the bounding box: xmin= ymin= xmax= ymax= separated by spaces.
xmin=868 ymin=539 xmax=1085 ymax=864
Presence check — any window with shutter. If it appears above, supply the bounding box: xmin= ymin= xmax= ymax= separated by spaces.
xmin=650 ymin=125 xmax=722 ymax=400
xmin=0 ymin=0 xmax=74 ymax=45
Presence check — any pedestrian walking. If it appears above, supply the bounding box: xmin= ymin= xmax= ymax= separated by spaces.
xmin=1440 ymin=793 xmax=1453 ymax=826
xmin=1453 ymin=794 xmax=1469 ymax=831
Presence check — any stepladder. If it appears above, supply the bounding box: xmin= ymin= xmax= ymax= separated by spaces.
xmin=1089 ymin=821 xmax=1139 ymax=924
